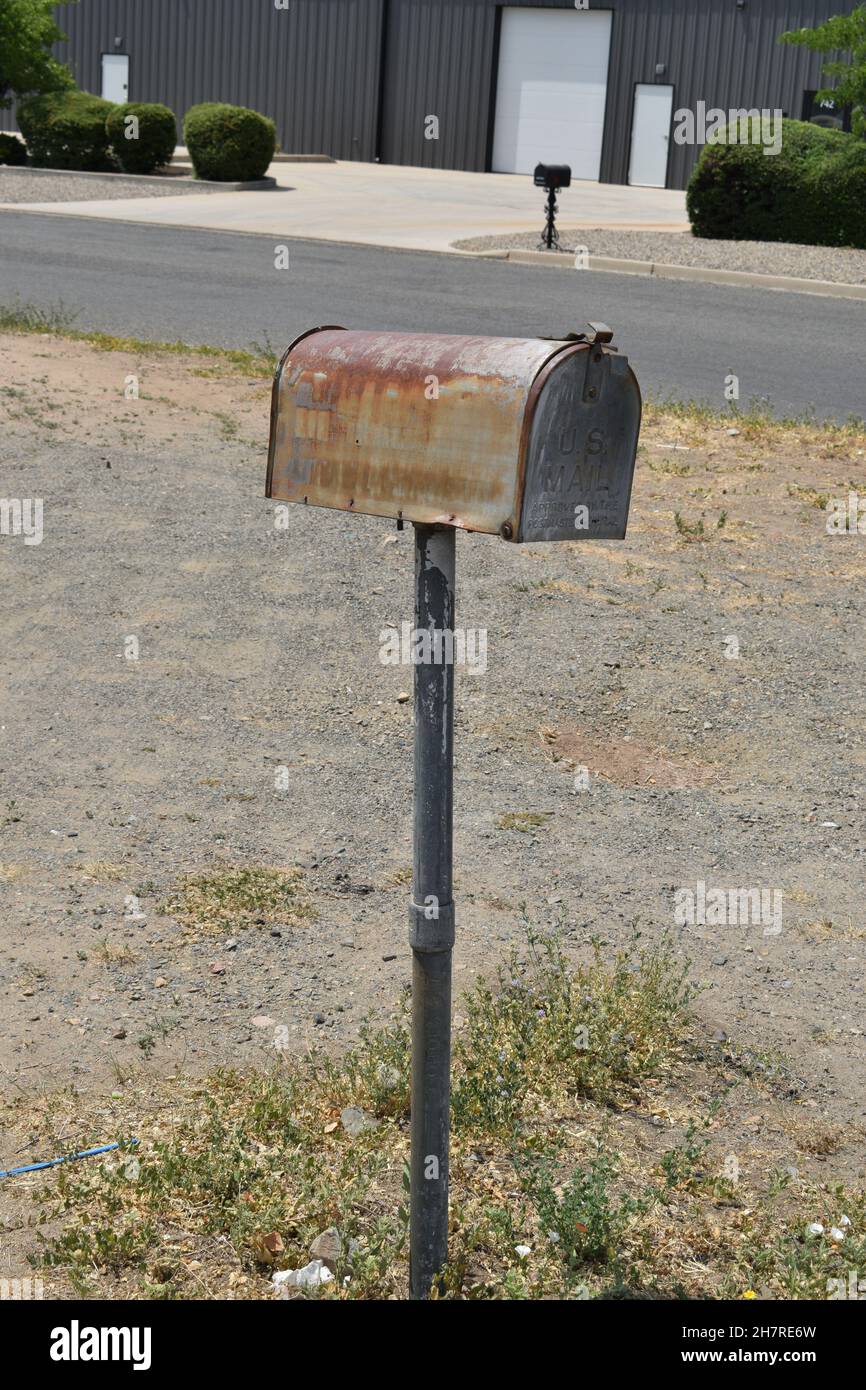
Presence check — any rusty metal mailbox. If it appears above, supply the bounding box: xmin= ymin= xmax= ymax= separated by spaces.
xmin=266 ymin=324 xmax=640 ymax=541
xmin=266 ymin=322 xmax=641 ymax=1302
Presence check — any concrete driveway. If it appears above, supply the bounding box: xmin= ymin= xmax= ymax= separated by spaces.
xmin=1 ymin=158 xmax=689 ymax=252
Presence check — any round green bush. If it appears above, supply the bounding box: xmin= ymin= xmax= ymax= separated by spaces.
xmin=17 ymin=89 xmax=116 ymax=170
xmin=183 ymin=102 xmax=275 ymax=182
xmin=687 ymin=118 xmax=866 ymax=249
xmin=808 ymin=139 xmax=866 ymax=251
xmin=106 ymin=102 xmax=177 ymax=174
xmin=0 ymin=132 xmax=27 ymax=165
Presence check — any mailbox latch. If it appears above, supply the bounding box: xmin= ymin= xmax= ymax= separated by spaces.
xmin=549 ymin=322 xmax=615 ymax=347
xmin=576 ymin=324 xmax=616 ymax=405
xmin=541 ymin=323 xmax=616 ymax=403
xmin=583 ymin=349 xmax=607 ymax=404
xmin=581 ymin=322 xmax=614 ymax=346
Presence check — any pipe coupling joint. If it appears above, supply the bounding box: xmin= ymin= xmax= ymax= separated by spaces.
xmin=408 ymin=898 xmax=455 ymax=953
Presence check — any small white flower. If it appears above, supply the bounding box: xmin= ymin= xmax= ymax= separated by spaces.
xmin=514 ymin=1244 xmax=532 ymax=1259
xmin=839 ymin=1215 xmax=851 ymax=1227
xmin=807 ymin=1222 xmax=824 ymax=1237
xmin=830 ymin=1227 xmax=846 ymax=1242
xmin=547 ymin=1231 xmax=561 ymax=1244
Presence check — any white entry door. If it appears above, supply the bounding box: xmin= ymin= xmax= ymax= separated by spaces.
xmin=101 ymin=54 xmax=129 ymax=104
xmin=628 ymin=83 xmax=674 ymax=187
xmin=492 ymin=7 xmax=612 ymax=180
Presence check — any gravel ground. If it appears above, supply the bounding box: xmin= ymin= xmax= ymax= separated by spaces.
xmin=0 ymin=169 xmax=226 ymax=203
xmin=1 ymin=333 xmax=865 ymax=1137
xmin=453 ymin=227 xmax=866 ymax=285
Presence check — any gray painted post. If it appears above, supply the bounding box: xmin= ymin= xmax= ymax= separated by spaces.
xmin=408 ymin=522 xmax=456 ymax=1300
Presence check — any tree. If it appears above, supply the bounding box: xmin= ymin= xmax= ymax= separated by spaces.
xmin=0 ymin=0 xmax=76 ymax=108
xmin=780 ymin=4 xmax=866 ymax=137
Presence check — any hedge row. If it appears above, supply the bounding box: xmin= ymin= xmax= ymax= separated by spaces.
xmin=11 ymin=91 xmax=275 ymax=180
xmin=687 ymin=118 xmax=866 ymax=250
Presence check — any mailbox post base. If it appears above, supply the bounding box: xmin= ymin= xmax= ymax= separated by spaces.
xmin=540 ymin=186 xmax=561 ymax=250
xmin=409 ymin=523 xmax=456 ymax=1301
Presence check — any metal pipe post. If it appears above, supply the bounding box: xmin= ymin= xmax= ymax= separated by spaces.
xmin=409 ymin=522 xmax=456 ymax=1300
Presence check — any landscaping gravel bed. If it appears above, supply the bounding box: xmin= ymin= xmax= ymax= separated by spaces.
xmin=453 ymin=227 xmax=866 ymax=285
xmin=0 ymin=169 xmax=226 ymax=203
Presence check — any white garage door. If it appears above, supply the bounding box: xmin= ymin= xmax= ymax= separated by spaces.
xmin=492 ymin=7 xmax=612 ymax=180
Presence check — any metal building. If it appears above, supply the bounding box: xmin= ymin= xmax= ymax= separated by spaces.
xmin=15 ymin=1 xmax=858 ymax=189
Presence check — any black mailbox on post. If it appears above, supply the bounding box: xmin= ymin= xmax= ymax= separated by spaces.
xmin=534 ymin=162 xmax=572 ymax=189
xmin=534 ymin=164 xmax=572 ymax=248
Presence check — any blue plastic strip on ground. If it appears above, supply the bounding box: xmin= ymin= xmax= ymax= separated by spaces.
xmin=0 ymin=1138 xmax=139 ymax=1178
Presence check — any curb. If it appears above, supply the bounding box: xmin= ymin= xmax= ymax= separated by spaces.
xmin=0 ymin=165 xmax=280 ymax=192
xmin=266 ymin=153 xmax=336 ymax=164
xmin=2 ymin=200 xmax=863 ymax=300
xmin=501 ymin=248 xmax=866 ymax=300
xmin=169 ymin=151 xmax=335 ymax=167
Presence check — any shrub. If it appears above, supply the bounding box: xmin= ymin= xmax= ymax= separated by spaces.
xmin=451 ymin=928 xmax=694 ymax=1133
xmin=106 ymin=102 xmax=176 ymax=175
xmin=687 ymin=117 xmax=866 ymax=249
xmin=183 ymin=102 xmax=275 ymax=182
xmin=0 ymin=132 xmax=27 ymax=165
xmin=17 ymin=89 xmax=115 ymax=170
xmin=522 ymin=1152 xmax=649 ymax=1270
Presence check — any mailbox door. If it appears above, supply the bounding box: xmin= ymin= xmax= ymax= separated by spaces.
xmin=518 ymin=344 xmax=641 ymax=541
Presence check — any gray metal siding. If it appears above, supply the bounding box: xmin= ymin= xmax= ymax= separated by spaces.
xmin=601 ymin=0 xmax=848 ymax=188
xmin=1 ymin=1 xmax=856 ymax=187
xmin=379 ymin=0 xmax=498 ymax=168
xmin=43 ymin=0 xmax=385 ymax=160
xmin=377 ymin=0 xmax=847 ymax=184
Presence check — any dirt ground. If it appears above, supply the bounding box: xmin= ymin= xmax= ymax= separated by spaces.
xmin=1 ymin=329 xmax=864 ymax=1187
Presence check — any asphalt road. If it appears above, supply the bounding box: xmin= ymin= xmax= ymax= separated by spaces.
xmin=1 ymin=210 xmax=863 ymax=420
